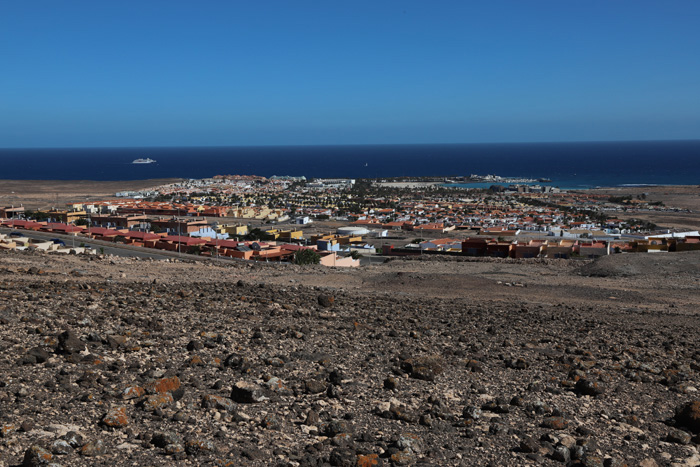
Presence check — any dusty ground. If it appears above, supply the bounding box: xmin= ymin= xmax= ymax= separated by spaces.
xmin=1 ymin=181 xmax=700 ymax=466
xmin=1 ymin=249 xmax=699 ymax=466
xmin=588 ymin=185 xmax=700 ymax=231
xmin=0 ymin=179 xmax=181 ymax=210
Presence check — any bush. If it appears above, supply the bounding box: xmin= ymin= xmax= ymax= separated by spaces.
xmin=294 ymin=249 xmax=321 ymax=265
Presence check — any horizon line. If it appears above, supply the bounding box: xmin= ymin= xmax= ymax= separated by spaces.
xmin=2 ymin=137 xmax=700 ymax=151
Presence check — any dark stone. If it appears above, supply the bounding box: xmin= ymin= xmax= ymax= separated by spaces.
xmin=328 ymin=369 xmax=343 ymax=385
xmin=575 ymin=379 xmax=605 ymax=397
xmin=201 ymin=394 xmax=235 ymax=412
xmin=318 ymin=294 xmax=334 ymax=308
xmin=506 ymin=358 xmax=529 ymax=370
xmin=666 ymin=428 xmax=692 ymax=445
xmin=384 ymin=377 xmax=398 ymax=390
xmin=20 ymin=419 xmax=35 ymax=432
xmin=80 ymin=439 xmax=106 ymax=457
xmin=24 ymin=347 xmax=50 ymax=365
xmin=231 ymin=381 xmax=266 ymax=403
xmin=675 ymin=400 xmax=700 ymax=433
xmin=63 ymin=431 xmax=85 ymax=448
xmin=152 ymin=431 xmax=182 ymax=448
xmin=552 ymin=445 xmax=570 ymax=463
xmin=541 ymin=416 xmax=568 ymax=430
xmin=305 ymin=410 xmax=320 ymax=426
xmin=580 ymin=454 xmax=605 ymax=467
xmin=261 ymin=414 xmax=282 ymax=430
xmin=401 ymin=355 xmax=444 ymax=381
xmin=171 ymin=386 xmax=185 ymax=401
xmin=224 ymin=353 xmax=252 ymax=372
xmin=519 ymin=435 xmax=539 ymax=453
xmin=571 ymin=445 xmax=586 ymax=460
xmin=50 ymin=439 xmax=72 ymax=455
xmin=57 ymin=330 xmax=84 ymax=355
xmin=328 ymin=448 xmax=355 ymax=467
xmin=23 ymin=445 xmax=53 ymax=466
xmin=305 ymin=379 xmax=327 ymax=394
xmin=185 ymin=438 xmax=215 ymax=455
xmin=186 ymin=340 xmax=203 ymax=351
xmin=463 ymin=405 xmax=482 ymax=420
xmin=326 ymin=420 xmax=353 ymax=437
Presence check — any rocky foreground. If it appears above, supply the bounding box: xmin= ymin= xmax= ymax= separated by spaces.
xmin=1 ymin=250 xmax=700 ymax=466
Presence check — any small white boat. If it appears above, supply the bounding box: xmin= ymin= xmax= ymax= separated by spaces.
xmin=132 ymin=158 xmax=156 ymax=164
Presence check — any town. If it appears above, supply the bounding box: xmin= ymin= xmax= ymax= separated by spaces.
xmin=1 ymin=174 xmax=698 ymax=265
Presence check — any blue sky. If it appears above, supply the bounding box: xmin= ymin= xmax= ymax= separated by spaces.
xmin=1 ymin=1 xmax=699 ymax=148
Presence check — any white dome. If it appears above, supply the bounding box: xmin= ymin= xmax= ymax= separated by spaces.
xmin=337 ymin=226 xmax=370 ymax=236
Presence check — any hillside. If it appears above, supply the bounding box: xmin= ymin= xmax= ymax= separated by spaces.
xmin=1 ymin=250 xmax=699 ymax=466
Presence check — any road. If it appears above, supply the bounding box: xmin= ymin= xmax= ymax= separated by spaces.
xmin=0 ymin=227 xmax=200 ymax=261
xmin=2 ymin=227 xmax=386 ymax=267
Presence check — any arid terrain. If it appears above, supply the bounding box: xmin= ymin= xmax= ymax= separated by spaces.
xmin=1 ymin=248 xmax=700 ymax=466
xmin=0 ymin=179 xmax=181 ymax=210
xmin=589 ymin=185 xmax=700 ymax=231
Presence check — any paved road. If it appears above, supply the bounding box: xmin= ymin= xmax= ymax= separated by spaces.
xmin=2 ymin=227 xmax=383 ymax=267
xmin=0 ymin=227 xmax=197 ymax=261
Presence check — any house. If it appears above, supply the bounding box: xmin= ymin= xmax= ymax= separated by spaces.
xmin=86 ymin=227 xmax=123 ymax=241
xmin=219 ymin=224 xmax=248 ymax=237
xmin=40 ymin=223 xmax=84 ymax=235
xmin=204 ymin=239 xmax=253 ymax=259
xmin=0 ymin=206 xmax=25 ymax=219
xmin=42 ymin=209 xmax=87 ymax=224
xmin=511 ymin=241 xmax=543 ymax=259
xmin=90 ymin=214 xmax=149 ymax=230
xmin=577 ymin=241 xmax=609 ymax=258
xmin=543 ymin=240 xmax=577 ymax=259
xmin=673 ymin=237 xmax=700 ymax=252
xmin=420 ymin=238 xmax=462 ymax=251
xmin=462 ymin=238 xmax=489 ymax=256
xmin=279 ymin=230 xmax=303 ymax=241
xmin=382 ymin=221 xmax=406 ymax=230
xmin=317 ymin=239 xmax=341 ymax=252
xmin=319 ymin=252 xmax=360 ymax=268
xmin=190 ymin=226 xmax=229 ymax=240
xmin=485 ymin=241 xmax=511 ymax=258
xmin=150 ymin=218 xmax=209 ymax=234
xmin=121 ymin=231 xmax=162 ymax=247
xmin=155 ymin=235 xmax=208 ymax=253
xmin=1 ymin=219 xmax=44 ymax=231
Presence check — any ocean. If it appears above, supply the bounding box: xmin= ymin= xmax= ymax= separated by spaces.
xmin=1 ymin=140 xmax=699 ymax=189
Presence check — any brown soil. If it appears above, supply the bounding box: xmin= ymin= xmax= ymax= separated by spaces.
xmin=588 ymin=185 xmax=700 ymax=230
xmin=0 ymin=249 xmax=699 ymax=466
xmin=0 ymin=179 xmax=181 ymax=210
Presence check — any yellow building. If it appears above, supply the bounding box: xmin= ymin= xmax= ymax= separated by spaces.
xmin=219 ymin=224 xmax=248 ymax=236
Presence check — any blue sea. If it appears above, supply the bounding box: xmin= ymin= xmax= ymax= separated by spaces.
xmin=0 ymin=140 xmax=699 ymax=189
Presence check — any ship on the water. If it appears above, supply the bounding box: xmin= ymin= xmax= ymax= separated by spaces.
xmin=132 ymin=158 xmax=156 ymax=164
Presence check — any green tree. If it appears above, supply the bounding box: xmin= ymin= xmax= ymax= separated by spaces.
xmin=293 ymin=249 xmax=321 ymax=265
xmin=245 ymin=228 xmax=264 ymax=241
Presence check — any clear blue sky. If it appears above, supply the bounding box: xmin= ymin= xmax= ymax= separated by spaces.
xmin=2 ymin=1 xmax=699 ymax=148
